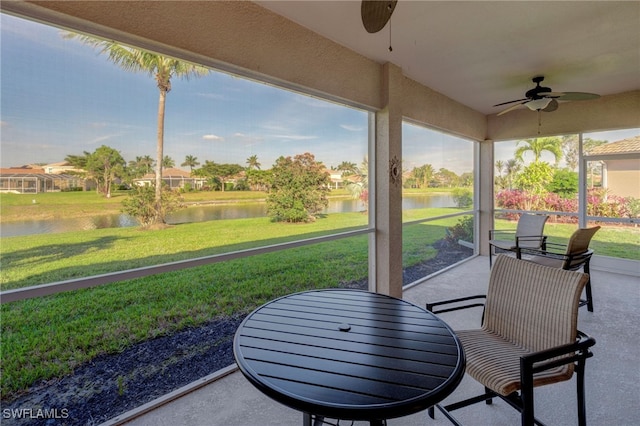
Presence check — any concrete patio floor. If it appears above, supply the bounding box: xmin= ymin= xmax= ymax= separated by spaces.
xmin=120 ymin=256 xmax=639 ymax=426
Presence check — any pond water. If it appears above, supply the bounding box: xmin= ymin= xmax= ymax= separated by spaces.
xmin=1 ymin=194 xmax=453 ymax=237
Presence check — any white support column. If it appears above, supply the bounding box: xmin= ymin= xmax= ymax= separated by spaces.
xmin=478 ymin=139 xmax=494 ymax=256
xmin=374 ymin=63 xmax=403 ymax=298
xmin=578 ymin=134 xmax=587 ymax=227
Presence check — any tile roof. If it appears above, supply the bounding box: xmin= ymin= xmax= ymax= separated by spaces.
xmin=0 ymin=167 xmax=46 ymax=175
xmin=588 ymin=136 xmax=640 ymax=155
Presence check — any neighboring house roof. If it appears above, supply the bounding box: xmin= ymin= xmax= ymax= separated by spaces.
xmin=139 ymin=168 xmax=195 ymax=179
xmin=589 ymin=136 xmax=640 ymax=155
xmin=0 ymin=167 xmax=46 ymax=175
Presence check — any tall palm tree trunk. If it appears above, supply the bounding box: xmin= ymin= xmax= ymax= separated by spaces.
xmin=155 ymin=89 xmax=167 ymax=222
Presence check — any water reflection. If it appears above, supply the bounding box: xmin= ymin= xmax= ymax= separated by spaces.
xmin=1 ymin=194 xmax=453 ymax=237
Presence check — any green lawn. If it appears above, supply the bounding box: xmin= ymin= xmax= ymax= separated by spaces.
xmin=0 ymin=210 xmax=461 ymax=398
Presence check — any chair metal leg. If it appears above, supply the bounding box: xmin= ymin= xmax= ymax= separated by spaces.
xmin=520 ymin=366 xmax=535 ymax=426
xmin=576 ymin=360 xmax=588 ymax=426
xmin=484 ymin=386 xmax=493 ymax=405
xmin=584 ymin=261 xmax=594 ymax=312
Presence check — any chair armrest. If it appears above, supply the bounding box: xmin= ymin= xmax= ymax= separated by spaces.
xmin=520 ymin=241 xmax=567 ymax=256
xmin=520 ymin=245 xmax=568 ymax=260
xmin=514 ymin=235 xmax=547 ymax=247
xmin=521 ymin=331 xmax=596 ymax=376
xmin=427 ymin=295 xmax=486 ymax=314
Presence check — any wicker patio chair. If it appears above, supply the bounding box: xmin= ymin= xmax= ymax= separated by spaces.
xmin=488 ymin=214 xmax=549 ymax=267
xmin=426 ymin=255 xmax=596 ymax=426
xmin=521 ymin=226 xmax=601 ymax=312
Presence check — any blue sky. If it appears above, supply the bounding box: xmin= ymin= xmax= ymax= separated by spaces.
xmin=2 ymin=14 xmax=633 ymax=174
xmin=0 ymin=14 xmax=371 ymax=170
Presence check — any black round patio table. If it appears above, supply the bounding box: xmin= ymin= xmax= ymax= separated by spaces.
xmin=233 ymin=289 xmax=465 ymax=425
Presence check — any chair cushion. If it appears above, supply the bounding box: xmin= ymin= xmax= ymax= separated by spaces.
xmin=456 ymin=329 xmax=574 ymax=396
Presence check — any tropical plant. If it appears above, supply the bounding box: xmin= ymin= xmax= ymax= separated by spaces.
xmin=246 ymin=155 xmax=261 ymax=171
xmin=181 ymin=155 xmax=200 ymax=172
xmin=336 ymin=161 xmax=357 ymax=176
xmin=121 ymin=184 xmax=184 ymax=228
xmin=504 ymin=159 xmax=521 ymax=190
xmin=560 ymin=134 xmax=579 ymax=171
xmin=65 ymin=32 xmax=209 ymax=223
xmin=446 ymin=216 xmax=474 ymax=244
xmin=196 ymin=161 xmax=244 ymax=192
xmin=514 ymin=137 xmax=562 ymax=165
xmin=547 ymin=169 xmax=579 ymax=198
xmin=128 ymin=155 xmax=155 ymax=178
xmin=162 ymin=155 xmax=175 ymax=168
xmin=451 ymin=188 xmax=473 ymax=208
xmin=434 ymin=168 xmax=459 ymax=188
xmin=267 ymin=152 xmax=330 ymax=223
xmin=514 ymin=161 xmax=554 ymax=197
xmin=246 ymin=169 xmax=272 ymax=192
xmin=345 ymin=157 xmax=369 ymax=210
xmin=411 ymin=163 xmax=434 ymax=189
xmin=68 ymin=146 xmax=126 ymax=198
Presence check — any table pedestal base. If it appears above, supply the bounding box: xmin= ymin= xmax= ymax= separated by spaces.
xmin=303 ymin=413 xmax=386 ymax=426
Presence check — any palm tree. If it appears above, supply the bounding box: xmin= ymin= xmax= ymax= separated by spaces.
xmin=128 ymin=155 xmax=155 ymax=178
xmin=504 ymin=159 xmax=521 ymax=190
xmin=336 ymin=161 xmax=357 ymax=176
xmin=162 ymin=155 xmax=175 ymax=168
xmin=246 ymin=155 xmax=261 ymax=170
xmin=514 ymin=137 xmax=562 ymax=165
xmin=65 ymin=33 xmax=209 ymax=223
xmin=412 ymin=163 xmax=435 ymax=189
xmin=345 ymin=157 xmax=369 ymax=210
xmin=181 ymin=155 xmax=200 ymax=172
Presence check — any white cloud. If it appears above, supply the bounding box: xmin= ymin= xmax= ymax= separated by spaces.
xmin=340 ymin=124 xmax=364 ymax=132
xmin=273 ymin=134 xmax=318 ymax=141
xmin=203 ymin=134 xmax=224 ymax=141
xmin=88 ymin=134 xmax=120 ymax=145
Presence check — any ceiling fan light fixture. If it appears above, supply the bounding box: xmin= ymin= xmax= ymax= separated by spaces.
xmin=525 ymin=98 xmax=552 ymax=111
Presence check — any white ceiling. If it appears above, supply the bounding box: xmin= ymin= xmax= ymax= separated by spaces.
xmin=257 ymin=1 xmax=640 ymax=115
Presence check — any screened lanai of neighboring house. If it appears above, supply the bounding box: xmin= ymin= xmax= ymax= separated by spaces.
xmin=0 ymin=169 xmax=85 ymax=193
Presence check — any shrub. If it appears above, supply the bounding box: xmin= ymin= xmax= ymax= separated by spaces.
xmin=514 ymin=162 xmax=554 ymax=196
xmin=267 ymin=153 xmax=330 ymax=223
xmin=547 ymin=169 xmax=578 ymax=197
xmin=451 ymin=188 xmax=473 ymax=208
xmin=587 ymin=188 xmax=630 ymax=218
xmin=446 ymin=216 xmax=474 ymax=243
xmin=121 ymin=184 xmax=184 ymax=228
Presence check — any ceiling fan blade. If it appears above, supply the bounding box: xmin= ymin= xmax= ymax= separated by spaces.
xmin=556 ymin=92 xmax=601 ymax=101
xmin=540 ymin=91 xmax=565 ymax=98
xmin=493 ymin=98 xmax=528 ymax=107
xmin=497 ymin=101 xmax=526 ymax=116
xmin=542 ymin=99 xmax=559 ymax=112
xmin=361 ymin=0 xmax=398 ymax=33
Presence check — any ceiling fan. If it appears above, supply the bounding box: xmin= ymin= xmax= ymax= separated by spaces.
xmin=494 ymin=76 xmax=600 ymax=116
xmin=361 ymin=0 xmax=397 ymax=33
